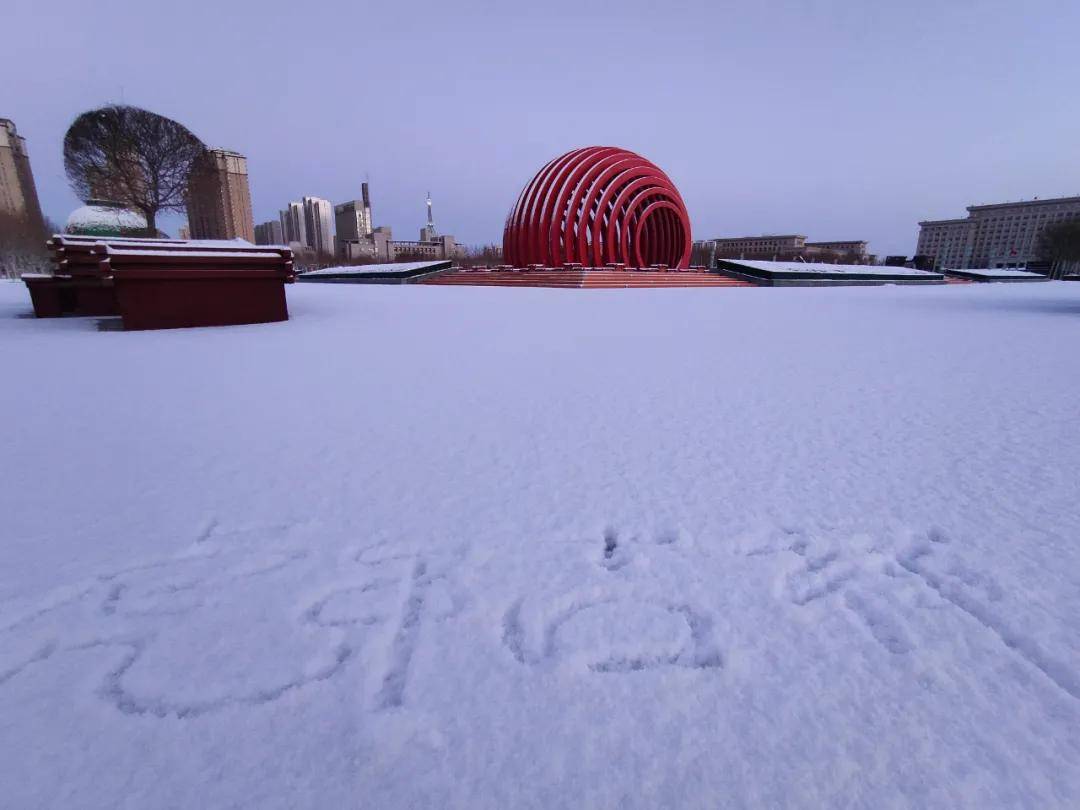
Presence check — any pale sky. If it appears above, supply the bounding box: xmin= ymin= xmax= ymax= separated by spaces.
xmin=6 ymin=0 xmax=1080 ymax=256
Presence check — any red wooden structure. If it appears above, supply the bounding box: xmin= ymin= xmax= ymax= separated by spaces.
xmin=23 ymin=236 xmax=293 ymax=330
xmin=22 ymin=274 xmax=79 ymax=317
xmin=503 ymin=147 xmax=692 ymax=269
xmin=95 ymin=246 xmax=293 ymax=330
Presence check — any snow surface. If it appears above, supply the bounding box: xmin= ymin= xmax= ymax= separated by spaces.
xmin=55 ymin=236 xmax=255 ymax=248
xmin=301 ymin=260 xmax=448 ymax=276
xmin=1 ymin=281 xmax=1079 ymax=809
xmin=729 ymin=259 xmax=940 ymax=276
xmin=949 ymin=268 xmax=1048 ymax=278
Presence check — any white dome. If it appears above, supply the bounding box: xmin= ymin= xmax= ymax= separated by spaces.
xmin=66 ymin=204 xmax=147 ymax=236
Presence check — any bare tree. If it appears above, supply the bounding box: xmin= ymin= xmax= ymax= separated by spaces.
xmin=1038 ymin=218 xmax=1080 ymax=279
xmin=63 ymin=105 xmax=206 ymax=237
xmin=391 ymin=248 xmax=440 ymax=264
xmin=689 ymin=241 xmax=715 ymax=267
xmin=0 ymin=210 xmax=50 ymax=279
xmin=336 ymin=252 xmax=382 ymax=267
xmin=289 ymin=243 xmax=318 ymax=270
xmin=454 ymin=243 xmax=503 ymax=267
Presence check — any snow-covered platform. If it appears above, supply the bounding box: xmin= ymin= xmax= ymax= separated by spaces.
xmin=2 ymin=280 xmax=1080 ymax=809
xmin=945 ymin=268 xmax=1049 ymax=282
xmin=717 ymin=258 xmax=945 ymax=285
xmin=297 ymin=260 xmax=452 ymax=283
xmin=420 ymin=266 xmax=752 ymax=288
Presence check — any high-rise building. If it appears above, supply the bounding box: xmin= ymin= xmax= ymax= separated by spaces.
xmin=254 ymin=220 xmax=284 ymax=245
xmin=302 ymin=196 xmax=334 ymax=258
xmin=280 ymin=201 xmax=307 ymax=246
xmin=0 ymin=118 xmax=45 ymax=233
xmin=334 ymin=183 xmax=374 ymax=257
xmin=186 ymin=148 xmax=255 ymax=242
xmin=917 ymin=195 xmax=1080 ymax=269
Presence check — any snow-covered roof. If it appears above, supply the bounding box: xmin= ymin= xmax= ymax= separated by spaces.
xmin=194 ymin=238 xmax=254 ymax=247
xmin=724 ymin=259 xmax=938 ymax=277
xmin=947 ymin=268 xmax=1046 ymax=278
xmin=65 ymin=205 xmax=147 ymax=236
xmin=58 ymin=233 xmax=255 ymax=249
xmin=164 ymin=238 xmax=255 ymax=248
xmin=55 ymin=235 xmax=255 ymax=248
xmin=300 ymin=261 xmax=449 ymax=276
xmin=53 ymin=235 xmax=182 ymax=244
xmin=104 ymin=247 xmax=284 ymax=259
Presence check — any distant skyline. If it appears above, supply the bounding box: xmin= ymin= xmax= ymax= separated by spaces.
xmin=6 ymin=0 xmax=1080 ymax=256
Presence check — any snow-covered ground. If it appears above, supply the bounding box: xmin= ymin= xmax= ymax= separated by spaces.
xmin=2 ymin=280 xmax=1079 ymax=809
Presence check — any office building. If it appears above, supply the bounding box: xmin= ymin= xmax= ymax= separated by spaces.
xmin=695 ymin=234 xmax=870 ymax=262
xmin=334 ymin=183 xmax=374 ymax=252
xmin=389 ymin=234 xmax=460 ymax=262
xmin=0 ymin=118 xmax=44 ymax=233
xmin=917 ymin=195 xmax=1080 ymax=269
xmin=335 ymin=189 xmax=465 ymax=263
xmin=337 ymin=225 xmax=389 ymax=262
xmin=255 ymin=220 xmax=284 ymax=245
xmin=804 ymin=240 xmax=869 ymax=260
xmin=704 ymin=234 xmax=806 ymax=256
xmin=186 ymin=148 xmax=255 ymax=242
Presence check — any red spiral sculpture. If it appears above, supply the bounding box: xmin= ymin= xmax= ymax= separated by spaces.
xmin=503 ymin=146 xmax=691 ymax=269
